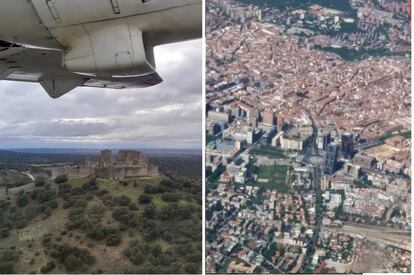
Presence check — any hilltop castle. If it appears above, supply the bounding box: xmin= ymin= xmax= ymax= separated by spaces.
xmin=51 ymin=150 xmax=159 ymax=180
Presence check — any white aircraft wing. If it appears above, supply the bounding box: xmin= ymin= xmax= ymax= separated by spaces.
xmin=0 ymin=44 xmax=162 ymax=98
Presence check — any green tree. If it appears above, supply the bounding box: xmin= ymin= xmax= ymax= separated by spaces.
xmin=54 ymin=175 xmax=68 ymax=184
xmin=16 ymin=191 xmax=29 ymax=207
xmin=143 ymin=204 xmax=156 ymax=219
xmin=138 ymin=194 xmax=152 ymax=204
xmin=40 ymin=261 xmax=55 ymax=273
xmin=34 ymin=177 xmax=46 ymax=187
xmin=105 ymin=227 xmax=122 ymax=246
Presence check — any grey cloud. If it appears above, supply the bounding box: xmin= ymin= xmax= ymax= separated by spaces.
xmin=0 ymin=39 xmax=202 ymax=149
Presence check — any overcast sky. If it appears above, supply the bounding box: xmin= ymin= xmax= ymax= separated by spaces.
xmin=0 ymin=39 xmax=202 ymax=150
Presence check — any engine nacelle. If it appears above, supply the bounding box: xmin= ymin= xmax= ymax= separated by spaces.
xmin=54 ymin=18 xmax=155 ymax=77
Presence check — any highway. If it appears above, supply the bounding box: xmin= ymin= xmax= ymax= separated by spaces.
xmin=301 ymin=110 xmax=324 ymax=272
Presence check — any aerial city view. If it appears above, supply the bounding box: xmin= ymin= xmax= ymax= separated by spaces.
xmin=206 ymin=0 xmax=411 ymax=273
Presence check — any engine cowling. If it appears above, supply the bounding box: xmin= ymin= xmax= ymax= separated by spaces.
xmin=52 ymin=18 xmax=155 ymax=77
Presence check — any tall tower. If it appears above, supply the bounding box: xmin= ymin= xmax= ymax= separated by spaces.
xmin=262 ymin=111 xmax=275 ymax=126
xmin=317 ymin=128 xmax=331 ymax=151
xmin=249 ymin=109 xmax=260 ymax=127
xmin=256 ymin=9 xmax=262 ymax=22
xmin=99 ymin=150 xmax=112 ymax=168
xmin=341 ymin=132 xmax=354 ymax=159
xmin=324 ymin=142 xmax=339 ymax=175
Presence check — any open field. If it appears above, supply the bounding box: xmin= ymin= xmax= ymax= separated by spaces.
xmin=255 ymin=165 xmax=293 ymax=192
xmin=366 ymin=144 xmax=398 ymax=161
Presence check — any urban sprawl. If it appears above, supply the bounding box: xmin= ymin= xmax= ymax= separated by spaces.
xmin=205 ymin=0 xmax=411 ymax=273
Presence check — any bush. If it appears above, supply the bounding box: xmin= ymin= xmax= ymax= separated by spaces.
xmin=143 ymin=228 xmax=157 ymax=241
xmin=160 ymin=179 xmax=174 ymax=188
xmin=87 ymin=225 xmax=105 ymax=241
xmin=55 ymin=175 xmax=68 ymax=184
xmin=150 ymin=244 xmax=162 ymax=257
xmin=0 ymin=228 xmax=10 ymax=238
xmin=70 ymin=187 xmax=85 ymax=196
xmin=104 ymin=227 xmax=122 ymax=246
xmin=82 ymin=177 xmax=98 ymax=191
xmin=124 ymin=241 xmax=148 ymax=265
xmin=144 ymin=184 xmax=165 ymax=194
xmin=66 ymin=208 xmax=87 ymax=230
xmin=143 ymin=204 xmax=156 ymax=219
xmin=40 ymin=261 xmax=55 ymax=273
xmin=87 ymin=205 xmax=105 ymax=221
xmin=160 ymin=193 xmax=181 ymax=202
xmin=0 ymin=200 xmax=10 ymax=210
xmin=13 ymin=181 xmax=27 ymax=188
xmin=0 ymin=249 xmax=19 ymax=274
xmin=174 ymin=242 xmax=192 ymax=256
xmin=157 ymin=205 xmax=192 ymax=221
xmin=0 ymin=262 xmax=15 ymax=274
xmin=86 ymin=224 xmax=121 ymax=246
xmin=34 ymin=177 xmax=46 ymax=187
xmin=48 ymin=200 xmax=59 ymax=209
xmin=62 ymin=200 xmax=74 ymax=209
xmin=16 ymin=191 xmax=29 ymax=207
xmin=32 ymin=187 xmax=57 ymax=203
xmin=42 ymin=207 xmax=52 ymax=219
xmin=14 ymin=219 xmax=28 ymax=229
xmin=113 ymin=195 xmax=131 ymax=206
xmin=58 ymin=183 xmax=72 ymax=195
xmin=128 ymin=203 xmax=138 ymax=211
xmin=44 ymin=241 xmax=95 ymax=272
xmin=185 ymin=263 xmax=200 ymax=274
xmin=112 ymin=207 xmax=137 ymax=225
xmin=138 ymin=194 xmax=152 ymax=204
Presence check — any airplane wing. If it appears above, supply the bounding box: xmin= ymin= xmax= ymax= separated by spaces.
xmin=0 ymin=44 xmax=162 ymax=98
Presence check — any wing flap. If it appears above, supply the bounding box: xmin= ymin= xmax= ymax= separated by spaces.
xmin=83 ymin=72 xmax=163 ymax=89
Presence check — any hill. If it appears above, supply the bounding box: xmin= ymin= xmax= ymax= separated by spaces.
xmin=0 ymin=155 xmax=201 ymax=274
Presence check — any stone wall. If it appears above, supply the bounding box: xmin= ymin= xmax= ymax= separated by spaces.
xmin=50 ymin=150 xmax=159 ymax=180
xmin=108 ymin=167 xmax=126 ymax=180
xmin=51 ymin=167 xmax=65 ymax=179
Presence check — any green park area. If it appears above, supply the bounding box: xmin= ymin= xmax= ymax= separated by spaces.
xmin=255 ymin=165 xmax=293 ymax=192
xmin=401 ymin=131 xmax=411 ymax=139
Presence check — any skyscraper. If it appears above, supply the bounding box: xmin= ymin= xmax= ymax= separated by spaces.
xmin=341 ymin=132 xmax=354 ymax=159
xmin=324 ymin=142 xmax=339 ymax=175
xmin=317 ymin=128 xmax=331 ymax=151
xmin=262 ymin=111 xmax=275 ymax=126
xmin=249 ymin=109 xmax=260 ymax=127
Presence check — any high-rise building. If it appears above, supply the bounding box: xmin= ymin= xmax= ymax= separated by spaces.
xmin=320 ymin=175 xmax=330 ymax=191
xmin=262 ymin=111 xmax=275 ymax=126
xmin=231 ymin=106 xmax=240 ymax=118
xmin=277 ymin=116 xmax=285 ymax=132
xmin=324 ymin=142 xmax=339 ymax=175
xmin=341 ymin=132 xmax=354 ymax=159
xmin=208 ymin=110 xmax=230 ymax=123
xmin=249 ymin=108 xmax=260 ymax=127
xmin=256 ymin=9 xmax=262 ymax=22
xmin=317 ymin=128 xmax=331 ymax=150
